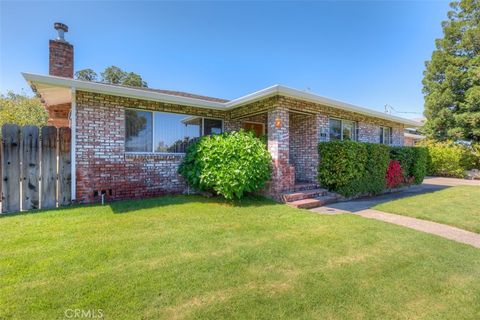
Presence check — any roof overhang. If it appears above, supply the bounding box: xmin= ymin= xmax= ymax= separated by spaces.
xmin=23 ymin=72 xmax=422 ymax=127
xmin=404 ymin=132 xmax=426 ymax=139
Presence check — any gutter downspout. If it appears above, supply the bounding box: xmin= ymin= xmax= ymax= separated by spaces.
xmin=70 ymin=87 xmax=76 ymax=202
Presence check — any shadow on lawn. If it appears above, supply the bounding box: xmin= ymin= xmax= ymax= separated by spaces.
xmin=327 ymin=183 xmax=453 ymax=213
xmin=108 ymin=194 xmax=279 ymax=214
xmin=0 ymin=194 xmax=278 ymax=218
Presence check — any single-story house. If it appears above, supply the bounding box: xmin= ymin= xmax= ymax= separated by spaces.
xmin=404 ymin=119 xmax=426 ymax=146
xmin=23 ymin=23 xmax=420 ymax=203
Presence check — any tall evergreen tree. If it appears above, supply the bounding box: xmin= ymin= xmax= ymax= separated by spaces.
xmin=423 ymin=0 xmax=480 ymax=141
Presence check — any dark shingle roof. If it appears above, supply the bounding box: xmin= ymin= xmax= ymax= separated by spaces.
xmin=97 ymin=82 xmax=229 ymax=103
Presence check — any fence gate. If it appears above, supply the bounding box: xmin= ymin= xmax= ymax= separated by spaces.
xmin=1 ymin=124 xmax=72 ymax=213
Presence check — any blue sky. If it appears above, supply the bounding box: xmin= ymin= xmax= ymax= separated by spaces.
xmin=1 ymin=1 xmax=450 ymax=118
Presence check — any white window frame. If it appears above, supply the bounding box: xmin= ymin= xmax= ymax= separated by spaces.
xmin=329 ymin=118 xmax=358 ymax=141
xmin=125 ymin=108 xmax=223 ymax=154
xmin=380 ymin=126 xmax=392 ymax=145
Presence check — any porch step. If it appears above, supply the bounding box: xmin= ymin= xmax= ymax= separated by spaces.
xmin=288 ymin=182 xmax=320 ymax=193
xmin=286 ymin=194 xmax=341 ymax=209
xmin=282 ymin=188 xmax=328 ymax=202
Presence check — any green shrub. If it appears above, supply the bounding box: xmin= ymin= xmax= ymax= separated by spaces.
xmin=389 ymin=146 xmax=427 ymax=184
xmin=318 ymin=141 xmax=367 ymax=197
xmin=318 ymin=141 xmax=372 ymax=197
xmin=473 ymin=143 xmax=480 ymax=169
xmin=411 ymin=147 xmax=428 ymax=184
xmin=389 ymin=146 xmax=415 ymax=179
xmin=318 ymin=141 xmax=426 ymax=197
xmin=417 ymin=140 xmax=478 ymax=178
xmin=363 ymin=143 xmax=389 ymax=193
xmin=178 ymin=130 xmax=271 ymax=200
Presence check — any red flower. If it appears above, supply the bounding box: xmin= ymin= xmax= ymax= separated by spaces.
xmin=386 ymin=160 xmax=403 ymax=188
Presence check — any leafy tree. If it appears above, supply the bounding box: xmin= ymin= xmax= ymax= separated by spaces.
xmin=99 ymin=66 xmax=148 ymax=87
xmin=0 ymin=92 xmax=48 ymax=127
xmin=100 ymin=66 xmax=126 ymax=85
xmin=74 ymin=69 xmax=98 ymax=81
xmin=123 ymin=72 xmax=148 ymax=87
xmin=422 ymin=0 xmax=480 ymax=142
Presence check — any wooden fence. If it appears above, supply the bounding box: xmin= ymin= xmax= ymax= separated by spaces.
xmin=0 ymin=124 xmax=71 ymax=213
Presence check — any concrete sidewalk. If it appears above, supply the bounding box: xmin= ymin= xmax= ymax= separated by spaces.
xmin=310 ymin=177 xmax=480 ymax=248
xmin=357 ymin=209 xmax=480 ymax=248
xmin=311 ymin=176 xmax=480 ymax=214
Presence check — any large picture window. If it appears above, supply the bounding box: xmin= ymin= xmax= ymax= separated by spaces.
xmin=125 ymin=109 xmax=223 ymax=153
xmin=125 ymin=110 xmax=153 ymax=152
xmin=329 ymin=118 xmax=357 ymax=141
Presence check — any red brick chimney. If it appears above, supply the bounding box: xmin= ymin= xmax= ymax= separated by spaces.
xmin=49 ymin=22 xmax=73 ymax=78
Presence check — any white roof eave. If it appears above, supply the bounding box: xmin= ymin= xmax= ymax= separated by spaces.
xmin=22 ymin=72 xmax=422 ymax=127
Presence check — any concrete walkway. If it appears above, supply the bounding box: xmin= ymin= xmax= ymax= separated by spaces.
xmin=357 ymin=209 xmax=480 ymax=248
xmin=311 ymin=177 xmax=480 ymax=248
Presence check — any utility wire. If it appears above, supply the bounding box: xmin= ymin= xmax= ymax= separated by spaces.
xmin=384 ymin=104 xmax=423 ymax=115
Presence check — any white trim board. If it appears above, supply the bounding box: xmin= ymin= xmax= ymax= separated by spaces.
xmin=23 ymin=72 xmax=422 ymax=127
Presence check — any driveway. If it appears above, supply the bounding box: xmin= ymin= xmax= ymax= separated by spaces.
xmin=311 ymin=176 xmax=480 ymax=214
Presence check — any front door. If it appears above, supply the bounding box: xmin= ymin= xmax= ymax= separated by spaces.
xmin=243 ymin=122 xmax=264 ymax=137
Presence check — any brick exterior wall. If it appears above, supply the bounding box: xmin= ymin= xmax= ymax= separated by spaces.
xmin=289 ymin=113 xmax=319 ymax=182
xmin=358 ymin=122 xmax=380 ymax=143
xmin=266 ymin=107 xmax=295 ymax=196
xmin=392 ymin=127 xmax=404 ymax=146
xmin=74 ymin=91 xmax=225 ymax=203
xmin=73 ymin=91 xmax=405 ymax=203
xmin=224 ymin=114 xmax=267 ymax=133
xmin=46 ymin=103 xmax=70 ymax=127
xmin=49 ymin=40 xmax=73 ymax=78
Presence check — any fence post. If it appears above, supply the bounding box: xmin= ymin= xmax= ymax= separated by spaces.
xmin=22 ymin=126 xmax=40 ymax=210
xmin=58 ymin=127 xmax=72 ymax=206
xmin=1 ymin=124 xmax=21 ymax=213
xmin=41 ymin=126 xmax=58 ymax=209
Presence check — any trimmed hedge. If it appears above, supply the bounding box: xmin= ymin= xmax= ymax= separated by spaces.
xmin=318 ymin=141 xmax=427 ymax=197
xmin=178 ymin=130 xmax=271 ymax=200
xmin=417 ymin=140 xmax=478 ymax=178
xmin=318 ymin=141 xmax=367 ymax=197
xmin=389 ymin=146 xmax=428 ymax=184
xmin=364 ymin=143 xmax=390 ymax=194
xmin=411 ymin=147 xmax=428 ymax=184
xmin=318 ymin=141 xmax=389 ymax=197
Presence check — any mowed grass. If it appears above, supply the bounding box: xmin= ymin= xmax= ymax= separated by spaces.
xmin=374 ymin=186 xmax=480 ymax=233
xmin=1 ymin=196 xmax=480 ymax=319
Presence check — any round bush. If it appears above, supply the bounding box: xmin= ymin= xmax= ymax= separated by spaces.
xmin=178 ymin=130 xmax=272 ymax=200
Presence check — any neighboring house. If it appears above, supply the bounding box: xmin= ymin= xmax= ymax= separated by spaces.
xmin=23 ymin=24 xmax=420 ymax=203
xmin=404 ymin=118 xmax=426 ymax=146
xmin=404 ymin=129 xmax=426 ymax=146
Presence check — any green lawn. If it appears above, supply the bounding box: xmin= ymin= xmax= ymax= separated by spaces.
xmin=374 ymin=186 xmax=480 ymax=233
xmin=1 ymin=196 xmax=480 ymax=319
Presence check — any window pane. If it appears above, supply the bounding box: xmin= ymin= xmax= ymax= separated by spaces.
xmin=385 ymin=127 xmax=392 ymax=145
xmin=125 ymin=109 xmax=152 ymax=152
xmin=342 ymin=121 xmax=355 ymax=141
xmin=329 ymin=119 xmax=342 ymax=141
xmin=203 ymin=118 xmax=223 ymax=135
xmin=154 ymin=113 xmax=201 ymax=153
xmin=380 ymin=127 xmax=392 ymax=145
